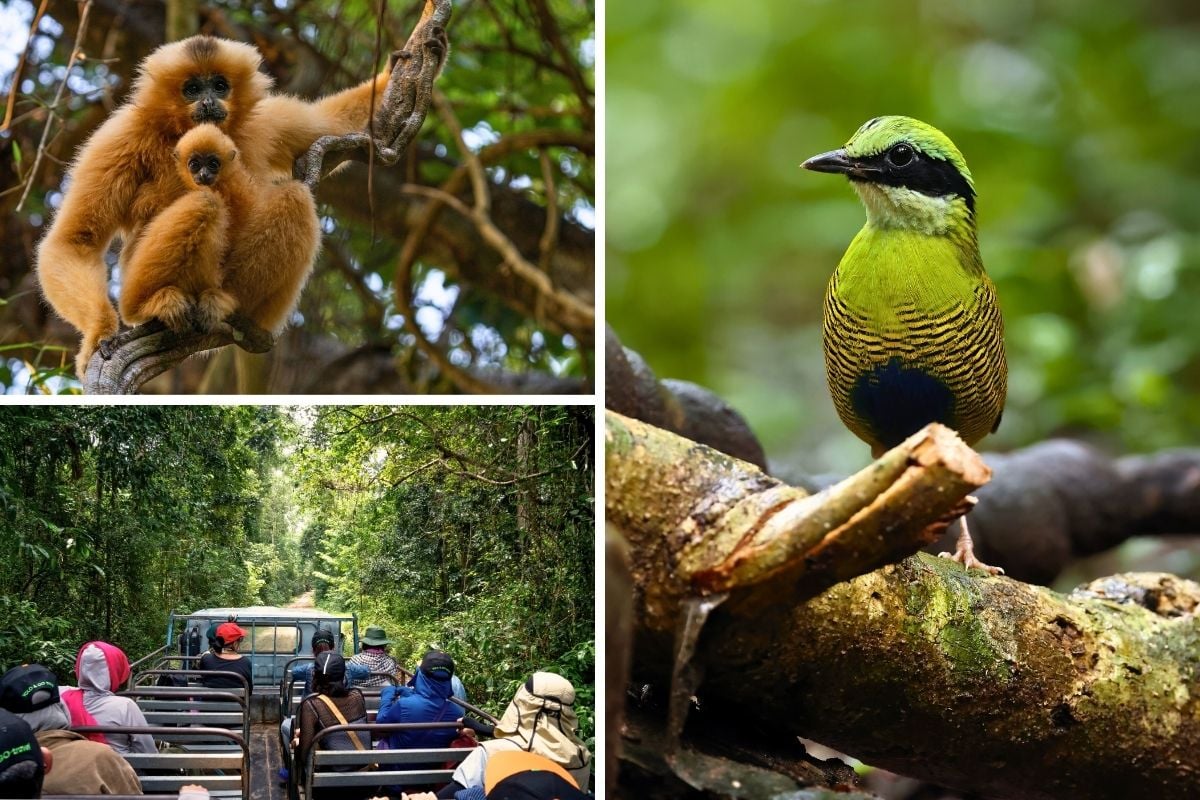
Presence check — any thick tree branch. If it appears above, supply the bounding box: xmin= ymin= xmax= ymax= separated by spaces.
xmin=605 ymin=412 xmax=989 ymax=658
xmin=610 ymin=412 xmax=1200 ymax=799
xmin=698 ymin=557 xmax=1200 ymax=800
xmin=83 ymin=314 xmax=273 ymax=394
xmin=608 ymin=330 xmax=1200 ymax=583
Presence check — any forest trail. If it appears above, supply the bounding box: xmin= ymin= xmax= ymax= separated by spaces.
xmin=286 ymin=590 xmax=315 ymax=609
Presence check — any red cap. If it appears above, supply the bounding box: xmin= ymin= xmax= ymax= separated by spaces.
xmin=216 ymin=622 xmax=247 ymax=643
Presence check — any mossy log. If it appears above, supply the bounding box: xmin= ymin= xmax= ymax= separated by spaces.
xmin=608 ymin=411 xmax=1200 ymax=798
xmin=701 ymin=557 xmax=1200 ymax=799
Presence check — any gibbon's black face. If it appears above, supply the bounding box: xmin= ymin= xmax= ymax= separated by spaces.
xmin=183 ymin=74 xmax=231 ymax=123
xmin=187 ymin=152 xmax=223 ymax=186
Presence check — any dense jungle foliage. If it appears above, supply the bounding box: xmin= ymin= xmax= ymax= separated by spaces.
xmin=608 ymin=0 xmax=1200 ymax=477
xmin=0 ymin=404 xmax=595 ymax=742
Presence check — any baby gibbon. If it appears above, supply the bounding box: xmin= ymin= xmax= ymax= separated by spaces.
xmin=118 ymin=125 xmax=243 ymax=332
xmin=35 ymin=35 xmax=411 ymax=378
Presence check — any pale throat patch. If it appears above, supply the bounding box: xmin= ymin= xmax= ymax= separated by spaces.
xmin=853 ymin=182 xmax=955 ymax=235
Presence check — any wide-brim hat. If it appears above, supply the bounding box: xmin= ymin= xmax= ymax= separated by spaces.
xmin=0 ymin=665 xmax=60 ymax=714
xmin=360 ymin=626 xmax=392 ymax=646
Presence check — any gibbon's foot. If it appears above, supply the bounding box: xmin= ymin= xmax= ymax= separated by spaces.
xmin=938 ymin=515 xmax=1004 ymax=575
xmin=193 ymin=288 xmax=237 ymax=331
xmin=140 ymin=285 xmax=193 ymax=333
xmin=76 ymin=340 xmax=99 ymax=379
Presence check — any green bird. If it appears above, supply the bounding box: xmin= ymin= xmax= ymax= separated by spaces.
xmin=803 ymin=115 xmax=1006 ymax=574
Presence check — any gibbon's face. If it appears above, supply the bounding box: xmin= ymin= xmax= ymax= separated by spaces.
xmin=183 ymin=74 xmax=231 ymax=124
xmin=174 ymin=124 xmax=238 ymax=189
xmin=134 ymin=36 xmax=273 ymax=136
xmin=187 ymin=151 xmax=223 ymax=186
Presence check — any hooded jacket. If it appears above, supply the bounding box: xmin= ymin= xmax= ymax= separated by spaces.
xmin=61 ymin=641 xmax=155 ymax=754
xmin=377 ymin=668 xmax=459 ymax=749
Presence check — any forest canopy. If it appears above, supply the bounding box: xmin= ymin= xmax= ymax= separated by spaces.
xmin=0 ymin=0 xmax=595 ymax=394
xmin=0 ymin=404 xmax=595 ymax=740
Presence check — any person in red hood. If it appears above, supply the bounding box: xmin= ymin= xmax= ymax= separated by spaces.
xmin=59 ymin=641 xmax=155 ymax=755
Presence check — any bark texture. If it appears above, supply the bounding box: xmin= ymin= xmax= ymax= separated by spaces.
xmin=702 ymin=557 xmax=1200 ymax=800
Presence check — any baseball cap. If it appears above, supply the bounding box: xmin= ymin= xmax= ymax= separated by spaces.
xmin=312 ymin=627 xmax=336 ymax=649
xmin=419 ymin=650 xmax=454 ymax=679
xmin=0 ymin=665 xmax=60 ymax=714
xmin=315 ymin=652 xmax=346 ymax=681
xmin=216 ymin=622 xmax=247 ymax=643
xmin=0 ymin=708 xmax=44 ymax=798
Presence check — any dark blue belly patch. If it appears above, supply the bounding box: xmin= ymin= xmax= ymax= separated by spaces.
xmin=850 ymin=357 xmax=956 ymax=449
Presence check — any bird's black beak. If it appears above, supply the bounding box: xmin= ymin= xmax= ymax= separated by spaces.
xmin=802 ymin=148 xmax=876 ymax=180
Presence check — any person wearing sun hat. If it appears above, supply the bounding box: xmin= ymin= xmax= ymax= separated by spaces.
xmin=349 ymin=625 xmax=400 ymax=687
xmin=434 ymin=672 xmax=591 ymax=798
xmin=0 ymin=664 xmax=141 ymax=795
xmin=199 ymin=621 xmax=254 ymax=690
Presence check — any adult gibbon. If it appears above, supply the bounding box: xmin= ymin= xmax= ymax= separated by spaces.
xmin=36 ymin=36 xmax=402 ymax=377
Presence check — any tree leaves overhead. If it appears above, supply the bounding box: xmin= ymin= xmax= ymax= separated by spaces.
xmin=294 ymin=405 xmax=594 ymax=732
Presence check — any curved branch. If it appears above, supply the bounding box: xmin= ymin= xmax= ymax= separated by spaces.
xmin=702 ymin=558 xmax=1200 ymax=800
xmin=83 ymin=314 xmax=274 ymax=394
xmin=296 ymin=0 xmax=451 ymax=186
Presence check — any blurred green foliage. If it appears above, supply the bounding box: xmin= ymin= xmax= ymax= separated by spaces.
xmin=607 ymin=0 xmax=1200 ymax=475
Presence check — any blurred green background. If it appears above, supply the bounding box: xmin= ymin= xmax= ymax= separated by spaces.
xmin=607 ymin=0 xmax=1200 ymax=477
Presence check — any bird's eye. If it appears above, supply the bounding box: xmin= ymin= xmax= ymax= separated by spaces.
xmin=212 ymin=76 xmax=230 ymax=95
xmin=887 ymin=143 xmax=915 ymax=167
xmin=183 ymin=79 xmax=202 ymax=98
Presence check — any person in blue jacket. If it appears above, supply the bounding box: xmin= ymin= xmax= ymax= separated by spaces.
xmin=376 ymin=650 xmax=460 ymax=750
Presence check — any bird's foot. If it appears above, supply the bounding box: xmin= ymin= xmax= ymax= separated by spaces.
xmin=938 ymin=546 xmax=1004 ymax=575
xmin=939 ymin=511 xmax=1004 ymax=575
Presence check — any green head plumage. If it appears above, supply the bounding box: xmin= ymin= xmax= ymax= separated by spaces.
xmin=804 ymin=116 xmax=976 ymax=234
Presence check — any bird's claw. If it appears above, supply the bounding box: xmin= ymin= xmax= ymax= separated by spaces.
xmin=938 ymin=549 xmax=1004 ymax=575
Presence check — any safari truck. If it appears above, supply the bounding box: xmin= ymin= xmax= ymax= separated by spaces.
xmin=66 ymin=606 xmax=497 ymax=800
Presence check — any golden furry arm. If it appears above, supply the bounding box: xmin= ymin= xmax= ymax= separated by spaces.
xmin=36 ymin=112 xmax=143 ymax=375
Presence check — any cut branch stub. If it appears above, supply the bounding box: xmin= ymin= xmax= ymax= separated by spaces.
xmin=297 ymin=0 xmax=451 ymax=187
xmin=605 ymin=411 xmax=991 ymax=650
xmin=83 ymin=314 xmax=274 ymax=394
